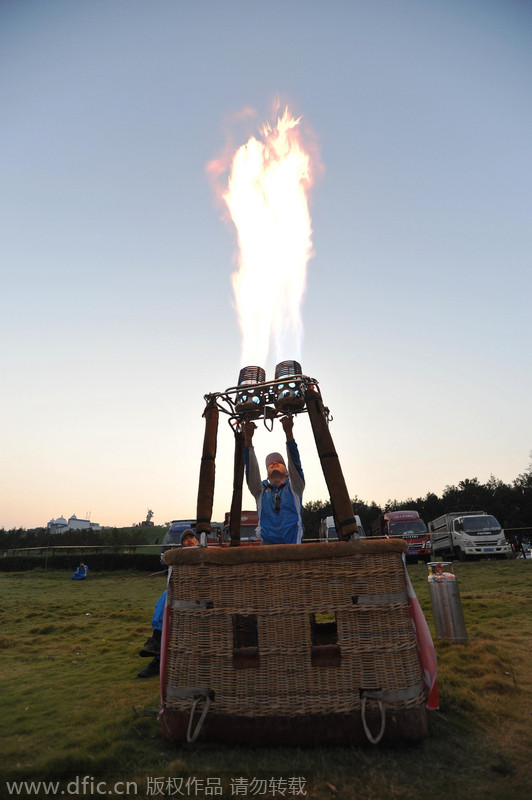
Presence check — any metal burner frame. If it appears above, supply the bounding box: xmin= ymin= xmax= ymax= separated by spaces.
xmin=195 ymin=372 xmax=359 ymax=545
xmin=203 ymin=373 xmax=330 ymax=431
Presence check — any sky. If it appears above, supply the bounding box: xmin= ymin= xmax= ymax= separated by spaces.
xmin=1 ymin=0 xmax=531 ymax=530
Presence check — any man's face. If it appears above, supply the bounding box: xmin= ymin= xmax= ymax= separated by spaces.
xmin=267 ymin=461 xmax=288 ymax=483
xmin=182 ymin=535 xmax=199 ymax=548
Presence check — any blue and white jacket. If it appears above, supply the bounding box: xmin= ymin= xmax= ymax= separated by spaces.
xmin=244 ymin=440 xmax=305 ymax=545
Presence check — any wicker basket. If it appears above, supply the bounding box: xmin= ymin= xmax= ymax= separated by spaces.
xmin=160 ymin=539 xmax=428 ymax=745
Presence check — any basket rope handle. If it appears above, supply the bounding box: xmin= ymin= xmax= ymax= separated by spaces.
xmin=186 ymin=691 xmax=212 ymax=743
xmin=361 ymin=694 xmax=386 ymax=744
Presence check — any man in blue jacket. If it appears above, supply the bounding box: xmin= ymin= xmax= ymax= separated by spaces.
xmin=243 ymin=416 xmax=305 ymax=545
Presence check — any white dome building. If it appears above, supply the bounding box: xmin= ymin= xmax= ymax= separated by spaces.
xmin=46 ymin=516 xmax=68 ymax=532
xmin=46 ymin=515 xmax=101 ymax=533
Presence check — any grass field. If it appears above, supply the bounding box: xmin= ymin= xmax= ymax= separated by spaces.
xmin=1 ymin=561 xmax=531 ymax=800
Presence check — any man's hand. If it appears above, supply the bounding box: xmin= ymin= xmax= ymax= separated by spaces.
xmin=281 ymin=415 xmax=294 ymax=441
xmin=244 ymin=421 xmax=257 ymax=446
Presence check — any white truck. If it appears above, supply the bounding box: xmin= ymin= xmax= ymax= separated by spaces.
xmin=428 ymin=511 xmax=511 ymax=560
xmin=320 ymin=515 xmax=365 ymax=541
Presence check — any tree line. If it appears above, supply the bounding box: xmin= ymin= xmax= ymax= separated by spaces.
xmin=2 ymin=461 xmax=532 ymax=548
xmin=301 ymin=463 xmax=532 ymax=541
xmin=0 ymin=524 xmax=164 ymax=550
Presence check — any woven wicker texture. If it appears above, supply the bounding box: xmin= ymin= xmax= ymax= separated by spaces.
xmin=164 ymin=540 xmax=424 ymax=718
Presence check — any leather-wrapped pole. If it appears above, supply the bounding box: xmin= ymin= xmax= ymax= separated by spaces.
xmin=304 ymin=387 xmax=358 ymax=541
xmin=228 ymin=428 xmax=244 ymax=547
xmin=195 ymin=397 xmax=219 ymax=535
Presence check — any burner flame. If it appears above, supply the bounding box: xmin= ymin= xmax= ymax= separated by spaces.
xmin=210 ymin=108 xmax=315 ymax=370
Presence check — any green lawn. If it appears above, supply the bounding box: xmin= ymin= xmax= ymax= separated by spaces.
xmin=1 ymin=561 xmax=531 ymax=800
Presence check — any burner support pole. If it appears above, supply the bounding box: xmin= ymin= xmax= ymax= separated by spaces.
xmin=196 ymin=397 xmax=219 ymax=535
xmin=304 ymin=387 xmax=358 ymax=541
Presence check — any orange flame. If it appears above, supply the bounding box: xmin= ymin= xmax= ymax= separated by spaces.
xmin=215 ymin=108 xmax=315 ymax=370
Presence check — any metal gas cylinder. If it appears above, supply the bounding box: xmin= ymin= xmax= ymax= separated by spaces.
xmin=427 ymin=562 xmax=468 ymax=643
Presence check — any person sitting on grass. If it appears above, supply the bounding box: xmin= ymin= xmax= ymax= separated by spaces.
xmin=137 ymin=529 xmax=199 ymax=679
xmin=72 ymin=562 xmax=88 ymax=580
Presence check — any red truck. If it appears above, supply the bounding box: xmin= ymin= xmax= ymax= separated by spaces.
xmin=370 ymin=510 xmax=432 ymax=562
xmin=222 ymin=510 xmax=261 ymax=546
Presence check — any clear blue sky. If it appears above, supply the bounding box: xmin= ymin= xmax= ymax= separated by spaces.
xmin=2 ymin=0 xmax=531 ymax=529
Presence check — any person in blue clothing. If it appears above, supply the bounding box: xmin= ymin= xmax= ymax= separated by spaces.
xmin=137 ymin=529 xmax=199 ymax=679
xmin=244 ymin=415 xmax=305 ymax=545
xmin=72 ymin=562 xmax=88 ymax=580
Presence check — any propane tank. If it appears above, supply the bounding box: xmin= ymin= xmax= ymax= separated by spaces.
xmin=427 ymin=562 xmax=467 ymax=643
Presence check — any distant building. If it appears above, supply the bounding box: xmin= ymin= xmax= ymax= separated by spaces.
xmin=46 ymin=514 xmax=101 ymax=533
